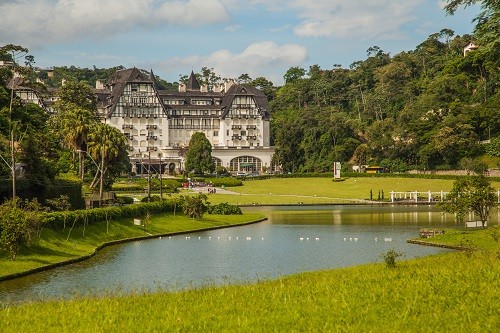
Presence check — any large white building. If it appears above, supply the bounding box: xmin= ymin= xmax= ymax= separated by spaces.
xmin=95 ymin=68 xmax=275 ymax=175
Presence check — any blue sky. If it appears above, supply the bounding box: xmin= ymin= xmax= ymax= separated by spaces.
xmin=0 ymin=0 xmax=479 ymax=85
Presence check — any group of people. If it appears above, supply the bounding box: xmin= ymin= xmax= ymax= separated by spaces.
xmin=208 ymin=187 xmax=217 ymax=194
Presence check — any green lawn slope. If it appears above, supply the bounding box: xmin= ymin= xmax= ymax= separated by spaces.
xmin=0 ymin=212 xmax=265 ymax=279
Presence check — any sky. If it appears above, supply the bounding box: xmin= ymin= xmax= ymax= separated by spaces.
xmin=0 ymin=0 xmax=479 ymax=85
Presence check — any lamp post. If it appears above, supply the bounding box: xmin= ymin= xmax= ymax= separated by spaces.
xmin=158 ymin=153 xmax=163 ymax=200
xmin=147 ymin=151 xmax=151 ymax=203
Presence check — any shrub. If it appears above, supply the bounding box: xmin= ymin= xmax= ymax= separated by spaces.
xmin=182 ymin=194 xmax=208 ymax=219
xmin=381 ymin=249 xmax=404 ymax=268
xmin=116 ymin=196 xmax=134 ymax=205
xmin=141 ymin=195 xmax=161 ymax=203
xmin=206 ymin=177 xmax=243 ymax=187
xmin=207 ymin=202 xmax=242 ymax=215
xmin=0 ymin=199 xmax=44 ymax=260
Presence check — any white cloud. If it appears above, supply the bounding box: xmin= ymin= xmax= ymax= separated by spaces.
xmin=224 ymin=0 xmax=425 ymax=40
xmin=155 ymin=41 xmax=308 ymax=84
xmin=290 ymin=0 xmax=425 ymax=39
xmin=0 ymin=0 xmax=230 ymax=46
xmin=224 ymin=24 xmax=242 ymax=32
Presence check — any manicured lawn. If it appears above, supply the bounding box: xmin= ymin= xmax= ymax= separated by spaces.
xmin=0 ymin=212 xmax=265 ymax=279
xmin=122 ymin=176 xmax=500 ymax=205
xmin=188 ymin=177 xmax=460 ymax=205
xmin=1 ymin=227 xmax=499 ymax=332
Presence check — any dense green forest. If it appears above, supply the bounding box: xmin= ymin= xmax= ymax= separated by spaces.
xmin=270 ymin=0 xmax=500 ymax=173
xmin=0 ymin=0 xmax=499 ymax=202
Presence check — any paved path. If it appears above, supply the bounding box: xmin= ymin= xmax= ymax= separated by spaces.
xmin=189 ymin=187 xmax=241 ymax=195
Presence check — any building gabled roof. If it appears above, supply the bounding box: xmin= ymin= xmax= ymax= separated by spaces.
xmin=186 ymin=71 xmax=200 ymax=91
xmin=105 ymin=67 xmax=168 ymax=117
xmin=7 ymin=77 xmax=48 ymax=108
xmin=220 ymin=84 xmax=270 ymax=119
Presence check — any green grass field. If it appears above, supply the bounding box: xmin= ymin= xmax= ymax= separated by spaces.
xmin=199 ymin=177 xmax=459 ymax=205
xmin=123 ymin=177 xmax=476 ymax=206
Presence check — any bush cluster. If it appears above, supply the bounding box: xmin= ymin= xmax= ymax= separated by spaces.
xmin=207 ymin=202 xmax=242 ymax=215
xmin=206 ymin=177 xmax=243 ymax=187
xmin=116 ymin=196 xmax=134 ymax=205
xmin=112 ymin=178 xmax=183 ymax=192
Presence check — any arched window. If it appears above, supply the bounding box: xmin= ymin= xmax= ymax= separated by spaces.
xmin=212 ymin=157 xmax=222 ymax=168
xmin=230 ymin=156 xmax=262 ymax=172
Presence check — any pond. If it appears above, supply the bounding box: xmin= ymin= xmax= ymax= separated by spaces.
xmin=2 ymin=205 xmax=497 ymax=304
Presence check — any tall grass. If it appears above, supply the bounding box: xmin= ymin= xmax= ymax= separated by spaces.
xmin=1 ymin=248 xmax=498 ymax=332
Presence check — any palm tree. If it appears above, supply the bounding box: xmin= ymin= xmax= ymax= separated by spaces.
xmin=87 ymin=123 xmax=127 ymax=204
xmin=51 ymin=81 xmax=98 ymax=181
xmin=51 ymin=103 xmax=97 ymax=180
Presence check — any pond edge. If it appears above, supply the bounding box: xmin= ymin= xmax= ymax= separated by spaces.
xmin=0 ymin=217 xmax=268 ymax=282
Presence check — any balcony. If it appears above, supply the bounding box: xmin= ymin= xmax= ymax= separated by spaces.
xmin=122 ymin=124 xmax=133 ymax=129
xmin=146 ymin=125 xmax=158 ymax=130
xmin=246 ymin=125 xmax=257 ymax=130
xmin=231 ymin=125 xmax=242 ymax=130
xmin=124 ymin=133 xmax=134 ymax=140
xmin=248 ymin=136 xmax=257 ymax=140
xmin=232 ymin=135 xmax=242 ymax=140
xmin=146 ymin=146 xmax=158 ymax=152
xmin=146 ymin=135 xmax=158 ymax=140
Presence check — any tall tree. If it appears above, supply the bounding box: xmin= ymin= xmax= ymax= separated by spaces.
xmin=440 ymin=176 xmax=496 ymax=227
xmin=283 ymin=67 xmax=306 ymax=84
xmin=87 ymin=123 xmax=128 ymax=203
xmin=51 ymin=81 xmax=98 ymax=180
xmin=184 ymin=132 xmax=214 ymax=175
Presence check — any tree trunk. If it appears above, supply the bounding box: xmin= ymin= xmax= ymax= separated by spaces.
xmin=99 ymin=157 xmax=105 ymax=206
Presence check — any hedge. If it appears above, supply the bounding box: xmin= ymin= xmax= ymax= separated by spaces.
xmin=205 ymin=177 xmax=243 ymax=187
xmin=0 ymin=178 xmax=85 ymax=209
xmin=112 ymin=178 xmax=183 ymax=192
xmin=43 ymin=199 xmax=183 ymax=230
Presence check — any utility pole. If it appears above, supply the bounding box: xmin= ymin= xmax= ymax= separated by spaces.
xmin=99 ymin=148 xmax=105 ymax=206
xmin=9 ymin=88 xmax=16 ymax=200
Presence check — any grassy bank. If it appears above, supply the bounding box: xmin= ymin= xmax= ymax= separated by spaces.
xmin=1 ymin=227 xmax=499 ymax=332
xmin=0 ymin=212 xmax=265 ymax=279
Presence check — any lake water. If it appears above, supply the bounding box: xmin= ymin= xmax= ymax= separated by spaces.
xmin=2 ymin=205 xmax=498 ymax=303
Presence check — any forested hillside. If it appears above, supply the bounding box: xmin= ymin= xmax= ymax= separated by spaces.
xmin=271 ymin=1 xmax=499 ymax=172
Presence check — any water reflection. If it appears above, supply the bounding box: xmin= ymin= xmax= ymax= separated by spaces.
xmin=1 ymin=205 xmax=494 ymax=304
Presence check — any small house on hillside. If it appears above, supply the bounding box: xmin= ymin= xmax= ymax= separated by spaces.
xmin=463 ymin=41 xmax=478 ymax=56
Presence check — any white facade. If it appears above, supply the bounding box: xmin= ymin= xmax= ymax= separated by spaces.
xmin=98 ymin=68 xmax=275 ymax=175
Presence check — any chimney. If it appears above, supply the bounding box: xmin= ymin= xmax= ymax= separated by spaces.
xmin=95 ymin=80 xmax=104 ymax=89
xmin=224 ymin=79 xmax=235 ymax=93
xmin=213 ymin=84 xmax=222 ymax=93
xmin=200 ymin=84 xmax=208 ymax=93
